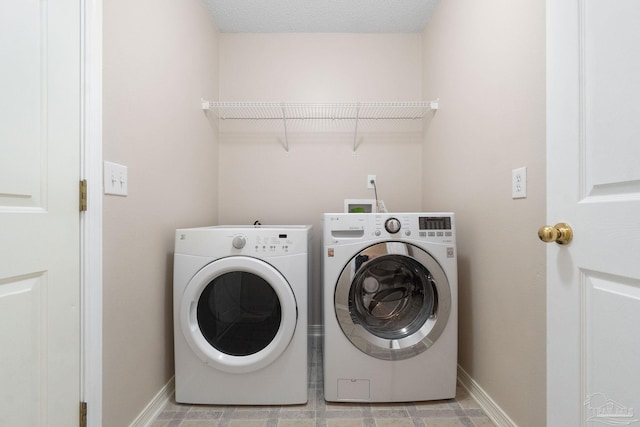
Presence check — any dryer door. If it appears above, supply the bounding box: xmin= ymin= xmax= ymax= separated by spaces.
xmin=334 ymin=242 xmax=451 ymax=360
xmin=180 ymin=256 xmax=297 ymax=373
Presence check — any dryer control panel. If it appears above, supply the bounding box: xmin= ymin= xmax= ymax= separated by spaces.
xmin=175 ymin=225 xmax=312 ymax=257
xmin=244 ymin=232 xmax=295 ymax=255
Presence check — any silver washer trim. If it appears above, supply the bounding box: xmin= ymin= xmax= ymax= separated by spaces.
xmin=334 ymin=242 xmax=451 ymax=360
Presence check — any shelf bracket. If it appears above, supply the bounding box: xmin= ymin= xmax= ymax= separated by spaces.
xmin=352 ymin=104 xmax=360 ymax=155
xmin=281 ymin=106 xmax=290 ymax=152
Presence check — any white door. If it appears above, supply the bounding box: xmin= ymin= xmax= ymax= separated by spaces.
xmin=547 ymin=1 xmax=640 ymax=426
xmin=0 ymin=0 xmax=81 ymax=425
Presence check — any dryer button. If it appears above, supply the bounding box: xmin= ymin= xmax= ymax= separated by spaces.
xmin=232 ymin=236 xmax=246 ymax=249
xmin=404 ymin=230 xmax=411 ymax=237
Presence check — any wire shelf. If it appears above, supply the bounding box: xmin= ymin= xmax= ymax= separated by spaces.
xmin=201 ymin=100 xmax=439 ymax=153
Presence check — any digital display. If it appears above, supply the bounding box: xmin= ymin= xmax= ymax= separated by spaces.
xmin=419 ymin=216 xmax=452 ymax=230
xmin=279 ymin=234 xmax=287 ymax=239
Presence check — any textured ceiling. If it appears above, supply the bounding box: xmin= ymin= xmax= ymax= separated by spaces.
xmin=203 ymin=0 xmax=440 ymax=33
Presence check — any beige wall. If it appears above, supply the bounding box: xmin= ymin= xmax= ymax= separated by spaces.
xmin=217 ymin=34 xmax=424 ymax=325
xmin=421 ymin=1 xmax=546 ymax=425
xmin=102 ymin=0 xmax=219 ymax=424
xmin=101 ymin=4 xmax=546 ymax=424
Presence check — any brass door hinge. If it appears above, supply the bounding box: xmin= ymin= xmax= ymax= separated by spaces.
xmin=79 ymin=401 xmax=87 ymax=427
xmin=79 ymin=179 xmax=87 ymax=211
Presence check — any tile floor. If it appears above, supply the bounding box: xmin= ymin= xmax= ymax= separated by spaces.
xmin=152 ymin=337 xmax=496 ymax=427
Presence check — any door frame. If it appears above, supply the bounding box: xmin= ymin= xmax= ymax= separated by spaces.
xmin=80 ymin=0 xmax=103 ymax=425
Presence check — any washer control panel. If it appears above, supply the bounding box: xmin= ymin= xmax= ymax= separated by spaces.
xmin=374 ymin=214 xmax=454 ymax=241
xmin=324 ymin=213 xmax=455 ymax=245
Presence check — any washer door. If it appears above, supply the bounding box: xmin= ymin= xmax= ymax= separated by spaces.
xmin=334 ymin=242 xmax=451 ymax=360
xmin=180 ymin=256 xmax=297 ymax=373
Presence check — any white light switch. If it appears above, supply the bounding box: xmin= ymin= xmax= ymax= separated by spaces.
xmin=104 ymin=161 xmax=128 ymax=196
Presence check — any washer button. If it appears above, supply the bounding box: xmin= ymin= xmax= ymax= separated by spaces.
xmin=385 ymin=218 xmax=401 ymax=234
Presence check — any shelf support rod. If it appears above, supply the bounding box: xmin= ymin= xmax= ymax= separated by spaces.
xmin=281 ymin=106 xmax=290 ymax=152
xmin=352 ymin=104 xmax=360 ymax=154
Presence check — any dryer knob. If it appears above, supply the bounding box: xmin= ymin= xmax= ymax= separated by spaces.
xmin=385 ymin=218 xmax=401 ymax=234
xmin=232 ymin=236 xmax=246 ymax=249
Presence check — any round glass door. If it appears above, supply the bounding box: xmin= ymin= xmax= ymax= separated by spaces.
xmin=181 ymin=256 xmax=297 ymax=373
xmin=334 ymin=242 xmax=451 ymax=360
xmin=197 ymin=271 xmax=281 ymax=356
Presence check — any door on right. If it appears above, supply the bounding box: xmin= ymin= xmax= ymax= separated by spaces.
xmin=547 ymin=1 xmax=640 ymax=426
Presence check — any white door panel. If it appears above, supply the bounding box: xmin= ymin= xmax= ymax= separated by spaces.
xmin=0 ymin=0 xmax=81 ymax=425
xmin=585 ymin=272 xmax=640 ymax=424
xmin=547 ymin=1 xmax=640 ymax=426
xmin=584 ymin=1 xmax=640 ymax=192
xmin=578 ymin=0 xmax=640 ymax=290
xmin=0 ymin=274 xmax=45 ymax=427
xmin=0 ymin=0 xmax=45 ymax=210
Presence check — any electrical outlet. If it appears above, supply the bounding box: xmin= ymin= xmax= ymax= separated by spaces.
xmin=367 ymin=175 xmax=377 ymax=189
xmin=512 ymin=167 xmax=527 ymax=199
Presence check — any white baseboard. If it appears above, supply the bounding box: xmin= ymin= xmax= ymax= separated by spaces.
xmin=129 ymin=376 xmax=175 ymax=427
xmin=457 ymin=366 xmax=517 ymax=427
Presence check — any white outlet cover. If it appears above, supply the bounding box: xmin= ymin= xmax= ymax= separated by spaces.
xmin=512 ymin=167 xmax=527 ymax=199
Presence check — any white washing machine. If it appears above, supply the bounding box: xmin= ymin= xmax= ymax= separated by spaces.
xmin=323 ymin=213 xmax=457 ymax=402
xmin=173 ymin=225 xmax=311 ymax=405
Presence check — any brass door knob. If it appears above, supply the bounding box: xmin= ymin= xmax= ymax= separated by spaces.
xmin=538 ymin=223 xmax=573 ymax=245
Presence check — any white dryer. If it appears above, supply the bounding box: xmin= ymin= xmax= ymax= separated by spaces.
xmin=323 ymin=213 xmax=457 ymax=402
xmin=173 ymin=225 xmax=311 ymax=405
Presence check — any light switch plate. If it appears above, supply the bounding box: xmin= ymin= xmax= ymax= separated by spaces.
xmin=104 ymin=161 xmax=128 ymax=196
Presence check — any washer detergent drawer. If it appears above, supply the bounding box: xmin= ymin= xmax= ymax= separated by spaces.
xmin=337 ymin=379 xmax=370 ymax=400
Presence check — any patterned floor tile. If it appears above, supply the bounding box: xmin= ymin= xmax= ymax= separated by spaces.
xmin=152 ymin=337 xmax=496 ymax=427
